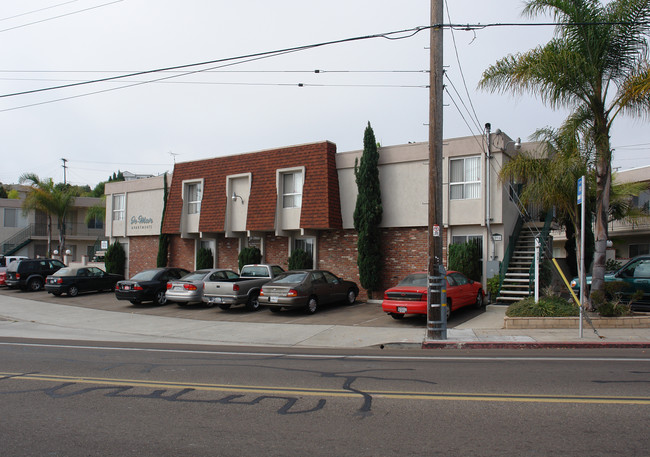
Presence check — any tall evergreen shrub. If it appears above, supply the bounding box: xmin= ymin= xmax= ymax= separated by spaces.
xmin=105 ymin=240 xmax=126 ymax=276
xmin=353 ymin=122 xmax=383 ymax=292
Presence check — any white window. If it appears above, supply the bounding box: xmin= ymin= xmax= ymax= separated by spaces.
xmin=450 ymin=157 xmax=481 ymax=200
xmin=112 ymin=194 xmax=125 ymax=221
xmin=187 ymin=182 xmax=202 ymax=214
xmin=4 ymin=208 xmax=17 ymax=227
xmin=282 ymin=171 xmax=303 ymax=208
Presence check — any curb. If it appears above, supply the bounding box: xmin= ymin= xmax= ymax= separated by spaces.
xmin=421 ymin=341 xmax=650 ymax=349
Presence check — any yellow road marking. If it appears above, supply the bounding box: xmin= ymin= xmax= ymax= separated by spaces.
xmin=2 ymin=372 xmax=650 ymax=405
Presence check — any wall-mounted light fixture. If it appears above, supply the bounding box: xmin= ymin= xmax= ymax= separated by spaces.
xmin=232 ymin=191 xmax=244 ymax=204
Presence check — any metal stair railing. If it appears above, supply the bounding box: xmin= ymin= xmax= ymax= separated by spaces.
xmin=1 ymin=224 xmax=34 ymax=255
xmin=528 ymin=209 xmax=555 ymax=293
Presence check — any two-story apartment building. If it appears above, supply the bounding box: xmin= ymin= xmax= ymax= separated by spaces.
xmin=0 ymin=187 xmax=106 ymax=261
xmin=105 ymin=132 xmax=530 ymax=298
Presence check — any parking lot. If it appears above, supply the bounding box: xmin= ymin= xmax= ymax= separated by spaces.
xmin=0 ymin=287 xmax=484 ymax=329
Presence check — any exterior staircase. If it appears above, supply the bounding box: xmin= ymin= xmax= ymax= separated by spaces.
xmin=496 ymin=223 xmax=546 ymax=304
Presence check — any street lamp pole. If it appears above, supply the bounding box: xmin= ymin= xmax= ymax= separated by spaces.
xmin=426 ymin=0 xmax=446 ymax=340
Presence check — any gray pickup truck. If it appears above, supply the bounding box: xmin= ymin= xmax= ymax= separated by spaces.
xmin=202 ymin=264 xmax=285 ymax=311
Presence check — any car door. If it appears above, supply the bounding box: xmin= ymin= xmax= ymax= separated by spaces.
xmin=76 ymin=268 xmax=92 ymax=291
xmin=617 ymin=258 xmax=650 ymax=300
xmin=449 ymin=272 xmax=473 ymax=307
xmin=309 ymin=271 xmax=331 ymax=303
xmin=323 ymin=271 xmax=345 ymax=303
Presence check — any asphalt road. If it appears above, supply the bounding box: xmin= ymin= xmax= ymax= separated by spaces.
xmin=0 ymin=287 xmax=485 ymax=328
xmin=1 ymin=340 xmax=648 ymax=457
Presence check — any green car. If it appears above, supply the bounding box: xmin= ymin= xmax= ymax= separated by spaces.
xmin=570 ymin=255 xmax=650 ymax=311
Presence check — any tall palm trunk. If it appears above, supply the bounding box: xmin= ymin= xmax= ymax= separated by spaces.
xmin=590 ymin=110 xmax=612 ymax=296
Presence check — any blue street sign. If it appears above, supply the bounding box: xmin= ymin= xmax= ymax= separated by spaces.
xmin=577 ymin=176 xmax=584 ymax=205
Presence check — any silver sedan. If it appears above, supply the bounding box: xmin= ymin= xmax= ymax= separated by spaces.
xmin=165 ymin=269 xmax=239 ymax=306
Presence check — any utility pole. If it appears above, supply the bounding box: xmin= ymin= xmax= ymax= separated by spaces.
xmin=426 ymin=0 xmax=446 ymax=340
xmin=61 ymin=158 xmax=68 ymax=185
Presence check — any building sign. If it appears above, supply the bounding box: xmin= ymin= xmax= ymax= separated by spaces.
xmin=130 ymin=215 xmax=155 ymax=231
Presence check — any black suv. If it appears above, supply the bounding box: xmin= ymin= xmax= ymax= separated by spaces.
xmin=5 ymin=258 xmax=66 ymax=291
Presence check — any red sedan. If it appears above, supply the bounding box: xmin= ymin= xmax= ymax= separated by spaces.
xmin=382 ymin=271 xmax=484 ymax=320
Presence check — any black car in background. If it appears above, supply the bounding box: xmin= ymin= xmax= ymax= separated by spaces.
xmin=5 ymin=258 xmax=66 ymax=291
xmin=115 ymin=267 xmax=190 ymax=305
xmin=45 ymin=266 xmax=123 ymax=297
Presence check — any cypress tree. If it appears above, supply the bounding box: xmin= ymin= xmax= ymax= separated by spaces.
xmin=157 ymin=173 xmax=170 ymax=267
xmin=353 ymin=122 xmax=383 ymax=293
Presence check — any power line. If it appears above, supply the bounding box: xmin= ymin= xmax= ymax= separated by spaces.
xmin=0 ymin=0 xmax=124 ymax=33
xmin=0 ymin=26 xmax=430 ymax=100
xmin=0 ymin=0 xmax=80 ymax=22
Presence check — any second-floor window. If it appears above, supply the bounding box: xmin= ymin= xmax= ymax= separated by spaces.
xmin=282 ymin=171 xmax=303 ymax=208
xmin=4 ymin=208 xmax=17 ymax=227
xmin=187 ymin=182 xmax=202 ymax=214
xmin=112 ymin=194 xmax=125 ymax=221
xmin=450 ymin=156 xmax=480 ymax=200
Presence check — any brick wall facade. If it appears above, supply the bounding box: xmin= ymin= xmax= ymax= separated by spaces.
xmin=217 ymin=236 xmax=240 ymax=272
xmin=169 ymin=237 xmax=196 ymax=273
xmin=128 ymin=236 xmax=160 ymax=277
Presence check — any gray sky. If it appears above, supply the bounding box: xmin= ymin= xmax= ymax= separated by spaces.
xmin=1 ymin=0 xmax=648 ymax=188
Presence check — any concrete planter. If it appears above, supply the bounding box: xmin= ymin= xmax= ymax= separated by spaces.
xmin=504 ymin=315 xmax=650 ymax=329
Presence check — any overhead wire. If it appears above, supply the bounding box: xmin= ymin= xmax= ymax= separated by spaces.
xmin=0 ymin=0 xmax=80 ymax=22
xmin=444 ymin=0 xmax=482 ymax=133
xmin=0 ymin=0 xmax=123 ymax=33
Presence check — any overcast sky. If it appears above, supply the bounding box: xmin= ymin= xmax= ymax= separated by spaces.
xmin=1 ymin=0 xmax=648 ymax=188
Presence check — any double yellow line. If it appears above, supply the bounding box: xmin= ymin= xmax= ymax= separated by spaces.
xmin=3 ymin=372 xmax=650 ymax=405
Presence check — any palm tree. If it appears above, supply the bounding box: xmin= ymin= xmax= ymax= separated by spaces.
xmin=480 ymin=0 xmax=650 ymax=296
xmin=19 ymin=173 xmax=76 ymax=256
xmin=501 ymin=125 xmax=648 ymax=306
xmin=19 ymin=173 xmax=56 ymax=256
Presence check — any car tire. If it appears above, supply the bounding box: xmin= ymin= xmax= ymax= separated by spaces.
xmin=154 ymin=290 xmax=167 ymax=306
xmin=269 ymin=306 xmax=282 ymax=313
xmin=28 ymin=278 xmax=44 ymax=292
xmin=389 ymin=313 xmax=404 ymax=320
xmin=345 ymin=288 xmax=357 ymax=305
xmin=67 ymin=285 xmax=79 ymax=297
xmin=246 ymin=292 xmax=260 ymax=311
xmin=475 ymin=290 xmax=484 ymax=309
xmin=218 ymin=304 xmax=231 ymax=310
xmin=446 ymin=299 xmax=452 ymax=320
xmin=305 ymin=297 xmax=318 ymax=314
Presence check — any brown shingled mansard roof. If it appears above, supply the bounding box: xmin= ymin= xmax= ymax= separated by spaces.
xmin=162 ymin=141 xmax=342 ymax=234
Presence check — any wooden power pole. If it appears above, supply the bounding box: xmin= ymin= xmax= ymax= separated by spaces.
xmin=427 ymin=0 xmax=446 ymax=339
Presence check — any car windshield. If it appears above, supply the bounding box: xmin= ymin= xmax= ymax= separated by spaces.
xmin=272 ymin=272 xmax=308 ymax=284
xmin=241 ymin=266 xmax=270 ymax=277
xmin=397 ymin=273 xmax=427 ymax=287
xmin=130 ymin=270 xmax=159 ymax=281
xmin=180 ymin=270 xmax=210 ymax=281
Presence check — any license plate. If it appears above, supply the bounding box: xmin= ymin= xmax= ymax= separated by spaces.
xmin=397 ymin=306 xmax=407 ymax=313
xmin=124 ymin=285 xmax=130 ymax=290
xmin=174 ymin=285 xmax=183 ymax=290
xmin=270 ymin=296 xmax=279 ymax=303
xmin=209 ymin=297 xmax=221 ymax=303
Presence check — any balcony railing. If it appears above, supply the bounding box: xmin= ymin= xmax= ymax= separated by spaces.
xmin=609 ymin=216 xmax=650 ymax=233
xmin=31 ymin=222 xmax=104 ymax=238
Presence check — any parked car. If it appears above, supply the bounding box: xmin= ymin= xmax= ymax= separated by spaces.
xmin=570 ymin=255 xmax=650 ymax=311
xmin=45 ymin=266 xmax=123 ymax=297
xmin=0 ymin=255 xmax=28 ymax=267
xmin=5 ymin=258 xmax=66 ymax=291
xmin=202 ymin=264 xmax=285 ymax=311
xmin=382 ymin=271 xmax=484 ymax=320
xmin=166 ymin=269 xmax=239 ymax=306
xmin=115 ymin=267 xmax=190 ymax=305
xmin=260 ymin=270 xmax=359 ymax=314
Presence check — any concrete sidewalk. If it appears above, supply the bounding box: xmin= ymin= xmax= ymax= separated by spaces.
xmin=1 ymin=294 xmax=650 ymax=349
